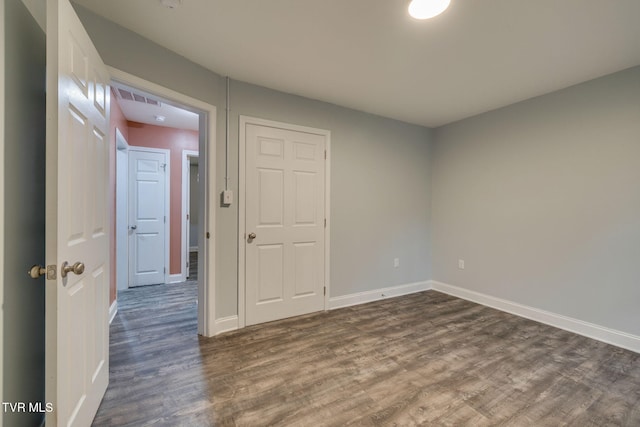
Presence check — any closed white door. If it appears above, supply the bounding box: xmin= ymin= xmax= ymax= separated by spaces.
xmin=245 ymin=123 xmax=326 ymax=326
xmin=45 ymin=0 xmax=110 ymax=424
xmin=129 ymin=149 xmax=168 ymax=286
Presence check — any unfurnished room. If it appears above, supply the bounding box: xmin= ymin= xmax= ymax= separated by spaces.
xmin=1 ymin=0 xmax=639 ymax=426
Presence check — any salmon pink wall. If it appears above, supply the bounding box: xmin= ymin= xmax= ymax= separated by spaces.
xmin=126 ymin=121 xmax=199 ymax=276
xmin=109 ymin=91 xmax=129 ymax=304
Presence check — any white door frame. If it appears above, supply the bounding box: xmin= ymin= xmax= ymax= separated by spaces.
xmin=182 ymin=150 xmax=199 ymax=281
xmin=128 ymin=146 xmax=171 ymax=286
xmin=115 ymin=128 xmax=129 ymax=292
xmin=109 ymin=67 xmax=217 ymax=336
xmin=238 ymin=116 xmax=331 ymax=329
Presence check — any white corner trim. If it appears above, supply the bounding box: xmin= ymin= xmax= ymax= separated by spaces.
xmin=328 ymin=281 xmax=431 ymax=310
xmin=214 ymin=315 xmax=239 ymax=335
xmin=109 ymin=300 xmax=118 ymax=324
xmin=168 ymin=273 xmax=184 ymax=284
xmin=181 ymin=149 xmax=199 ymax=283
xmin=430 ymin=281 xmax=640 ymax=354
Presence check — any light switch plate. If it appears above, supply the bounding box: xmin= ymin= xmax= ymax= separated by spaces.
xmin=222 ymin=190 xmax=233 ymax=205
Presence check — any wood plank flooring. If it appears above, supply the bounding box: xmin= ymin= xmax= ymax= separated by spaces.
xmin=94 ymin=284 xmax=640 ymax=426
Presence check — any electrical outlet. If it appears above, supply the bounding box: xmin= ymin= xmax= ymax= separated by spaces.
xmin=458 ymin=259 xmax=465 ymax=269
xmin=394 ymin=258 xmax=400 ymax=268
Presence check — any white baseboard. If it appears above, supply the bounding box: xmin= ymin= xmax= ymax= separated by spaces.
xmin=214 ymin=315 xmax=239 ymax=335
xmin=168 ymin=273 xmax=184 ymax=284
xmin=109 ymin=300 xmax=118 ymax=324
xmin=430 ymin=280 xmax=640 ymax=354
xmin=328 ymin=280 xmax=431 ymax=310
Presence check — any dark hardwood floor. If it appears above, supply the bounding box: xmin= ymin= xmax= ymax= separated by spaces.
xmin=94 ymin=284 xmax=640 ymax=426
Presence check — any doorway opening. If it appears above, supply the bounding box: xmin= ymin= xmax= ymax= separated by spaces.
xmin=109 ymin=70 xmax=215 ymax=336
xmin=113 ymin=81 xmax=199 ymax=288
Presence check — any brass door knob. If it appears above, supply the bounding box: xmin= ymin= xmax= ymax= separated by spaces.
xmin=28 ymin=265 xmax=46 ymax=279
xmin=61 ymin=261 xmax=85 ymax=278
xmin=248 ymin=232 xmax=256 ymax=241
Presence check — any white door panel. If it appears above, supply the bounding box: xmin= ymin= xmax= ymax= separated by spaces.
xmin=129 ymin=149 xmax=167 ymax=286
xmin=245 ymin=124 xmax=326 ymax=325
xmin=46 ymin=0 xmax=110 ymax=425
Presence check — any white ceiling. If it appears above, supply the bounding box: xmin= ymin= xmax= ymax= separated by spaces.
xmin=74 ymin=0 xmax=640 ymax=127
xmin=112 ymin=82 xmax=199 ymax=130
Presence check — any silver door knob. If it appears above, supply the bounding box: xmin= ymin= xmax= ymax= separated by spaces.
xmin=248 ymin=232 xmax=256 ymax=240
xmin=28 ymin=265 xmax=46 ymax=279
xmin=61 ymin=261 xmax=85 ymax=278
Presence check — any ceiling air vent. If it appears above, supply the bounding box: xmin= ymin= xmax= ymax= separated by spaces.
xmin=116 ymin=88 xmax=161 ymax=107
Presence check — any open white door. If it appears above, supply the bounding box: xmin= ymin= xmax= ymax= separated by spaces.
xmin=45 ymin=0 xmax=110 ymax=425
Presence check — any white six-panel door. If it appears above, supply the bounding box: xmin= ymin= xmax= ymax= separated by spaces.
xmin=245 ymin=123 xmax=326 ymax=326
xmin=128 ymin=149 xmax=168 ymax=286
xmin=45 ymin=0 xmax=110 ymax=425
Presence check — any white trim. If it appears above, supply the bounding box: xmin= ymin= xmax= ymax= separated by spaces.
xmin=108 ymin=67 xmax=217 ymax=337
xmin=181 ymin=149 xmax=198 ymax=282
xmin=431 ymin=281 xmax=640 ymax=354
xmin=328 ymin=281 xmax=431 ymax=310
xmin=214 ymin=315 xmax=239 ymax=335
xmin=115 ymin=127 xmax=129 ymax=150
xmin=238 ymin=116 xmax=331 ymax=329
xmin=128 ymin=146 xmax=171 ymax=285
xmin=238 ymin=117 xmax=246 ymax=328
xmin=324 ymin=130 xmax=331 ymax=310
xmin=168 ymin=273 xmax=183 ymax=284
xmin=115 ymin=129 xmax=129 ymax=291
xmin=108 ymin=300 xmax=118 ymax=324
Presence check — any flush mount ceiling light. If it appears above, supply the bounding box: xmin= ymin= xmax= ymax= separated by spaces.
xmin=154 ymin=115 xmax=166 ymax=123
xmin=408 ymin=0 xmax=451 ymax=20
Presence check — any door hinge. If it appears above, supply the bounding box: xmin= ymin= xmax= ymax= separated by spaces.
xmin=186 ymin=261 xmax=189 ymax=269
xmin=324 ymin=218 xmax=327 ymax=228
xmin=164 ymin=267 xmax=166 ymax=274
xmin=324 ymin=150 xmax=327 ymax=160
xmin=164 ymin=216 xmax=166 ymax=223
xmin=324 ymin=286 xmax=326 ymax=296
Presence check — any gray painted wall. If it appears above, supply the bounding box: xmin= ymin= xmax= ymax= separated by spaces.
xmin=73 ymin=5 xmax=434 ymax=319
xmin=230 ymin=81 xmax=433 ymax=316
xmin=2 ymin=0 xmax=47 ymax=425
xmin=432 ymin=66 xmax=640 ymax=336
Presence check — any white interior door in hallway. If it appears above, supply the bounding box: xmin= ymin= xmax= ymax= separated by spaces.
xmin=244 ymin=121 xmax=328 ymax=326
xmin=45 ymin=0 xmax=110 ymax=424
xmin=128 ymin=148 xmax=169 ymax=286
